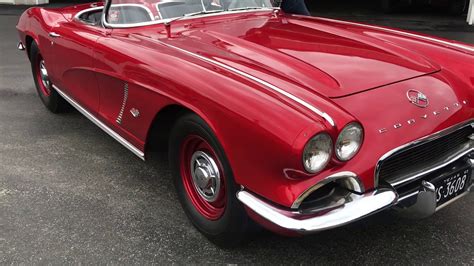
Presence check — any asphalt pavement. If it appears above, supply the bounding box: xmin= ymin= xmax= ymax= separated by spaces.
xmin=0 ymin=5 xmax=473 ymax=264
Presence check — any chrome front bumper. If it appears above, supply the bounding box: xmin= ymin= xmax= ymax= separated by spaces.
xmin=236 ymin=158 xmax=473 ymax=234
xmin=237 ymin=188 xmax=398 ymax=233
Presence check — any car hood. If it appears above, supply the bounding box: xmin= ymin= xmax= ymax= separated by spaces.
xmin=152 ymin=14 xmax=441 ymax=98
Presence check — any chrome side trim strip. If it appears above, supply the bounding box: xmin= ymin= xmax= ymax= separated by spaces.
xmin=237 ymin=188 xmax=397 ymax=233
xmin=375 ymin=120 xmax=474 ymax=187
xmin=157 ymin=41 xmax=336 ymax=127
xmin=53 ymin=85 xmax=145 ymax=160
xmin=316 ymin=17 xmax=474 ymax=53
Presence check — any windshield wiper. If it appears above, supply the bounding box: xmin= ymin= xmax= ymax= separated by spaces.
xmin=227 ymin=6 xmax=268 ymax=12
xmin=164 ymin=9 xmax=223 ymax=26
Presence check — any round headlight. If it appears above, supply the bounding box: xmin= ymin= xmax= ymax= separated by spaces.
xmin=303 ymin=133 xmax=333 ymax=174
xmin=335 ymin=122 xmax=364 ymax=161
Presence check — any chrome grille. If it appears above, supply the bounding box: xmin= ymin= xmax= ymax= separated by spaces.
xmin=376 ymin=123 xmax=473 ymax=186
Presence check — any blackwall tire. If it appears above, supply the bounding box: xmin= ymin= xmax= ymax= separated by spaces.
xmin=30 ymin=41 xmax=68 ymax=113
xmin=169 ymin=113 xmax=252 ymax=247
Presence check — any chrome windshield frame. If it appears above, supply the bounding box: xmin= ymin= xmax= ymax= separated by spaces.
xmin=102 ymin=0 xmax=279 ymax=29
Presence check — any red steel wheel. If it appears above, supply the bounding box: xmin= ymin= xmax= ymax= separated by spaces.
xmin=169 ymin=113 xmax=253 ymax=247
xmin=35 ymin=55 xmax=52 ymax=97
xmin=30 ymin=41 xmax=68 ymax=113
xmin=180 ymin=135 xmax=227 ymax=220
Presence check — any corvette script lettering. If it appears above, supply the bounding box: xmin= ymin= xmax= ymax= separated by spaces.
xmin=378 ymin=101 xmax=468 ymax=134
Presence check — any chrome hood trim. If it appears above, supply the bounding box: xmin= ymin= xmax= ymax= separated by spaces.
xmin=155 ymin=40 xmax=336 ymax=127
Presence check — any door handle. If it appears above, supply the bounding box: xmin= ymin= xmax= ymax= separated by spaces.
xmin=49 ymin=32 xmax=61 ymax=38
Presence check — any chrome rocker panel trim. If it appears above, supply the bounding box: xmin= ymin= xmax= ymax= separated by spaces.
xmin=237 ymin=188 xmax=398 ymax=233
xmin=53 ymin=85 xmax=145 ymax=160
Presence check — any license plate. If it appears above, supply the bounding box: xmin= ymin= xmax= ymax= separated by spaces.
xmin=434 ymin=168 xmax=471 ymax=206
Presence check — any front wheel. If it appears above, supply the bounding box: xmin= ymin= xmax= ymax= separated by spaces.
xmin=169 ymin=113 xmax=252 ymax=247
xmin=30 ymin=41 xmax=68 ymax=113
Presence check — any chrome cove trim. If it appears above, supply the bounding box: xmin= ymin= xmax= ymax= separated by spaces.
xmin=157 ymin=41 xmax=336 ymax=127
xmin=53 ymin=85 xmax=145 ymax=160
xmin=375 ymin=120 xmax=474 ymax=187
xmin=317 ymin=17 xmax=474 ymax=53
xmin=116 ymin=83 xmax=129 ymax=125
xmin=291 ymin=171 xmax=364 ymax=209
xmin=237 ymin=188 xmax=397 ymax=233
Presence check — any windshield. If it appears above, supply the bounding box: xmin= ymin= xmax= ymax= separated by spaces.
xmin=105 ymin=0 xmax=280 ymax=26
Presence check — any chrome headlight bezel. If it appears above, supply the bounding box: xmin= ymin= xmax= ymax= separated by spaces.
xmin=335 ymin=122 xmax=364 ymax=161
xmin=302 ymin=133 xmax=333 ymax=174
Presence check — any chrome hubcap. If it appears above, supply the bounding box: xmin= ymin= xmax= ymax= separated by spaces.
xmin=39 ymin=60 xmax=51 ymax=89
xmin=190 ymin=151 xmax=221 ymax=202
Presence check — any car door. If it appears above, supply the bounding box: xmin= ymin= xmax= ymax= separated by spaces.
xmin=48 ymin=12 xmax=111 ymax=115
xmin=91 ymin=3 xmax=159 ymax=151
xmin=93 ymin=27 xmax=153 ymax=151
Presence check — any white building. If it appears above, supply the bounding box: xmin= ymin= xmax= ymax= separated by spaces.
xmin=468 ymin=0 xmax=474 ymax=25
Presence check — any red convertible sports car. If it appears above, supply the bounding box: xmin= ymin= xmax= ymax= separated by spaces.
xmin=17 ymin=0 xmax=473 ymax=247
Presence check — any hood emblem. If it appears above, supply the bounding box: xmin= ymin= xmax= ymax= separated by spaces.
xmin=407 ymin=89 xmax=429 ymax=108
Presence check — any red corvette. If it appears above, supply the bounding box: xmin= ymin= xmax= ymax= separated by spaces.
xmin=17 ymin=0 xmax=473 ymax=246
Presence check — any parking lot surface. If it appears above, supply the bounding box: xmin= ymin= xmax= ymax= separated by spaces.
xmin=0 ymin=5 xmax=473 ymax=264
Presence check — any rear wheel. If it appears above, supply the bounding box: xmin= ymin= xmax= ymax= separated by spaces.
xmin=30 ymin=41 xmax=68 ymax=113
xmin=169 ymin=113 xmax=252 ymax=247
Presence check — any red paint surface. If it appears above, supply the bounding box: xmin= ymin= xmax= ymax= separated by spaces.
xmin=16 ymin=2 xmax=474 ymax=210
